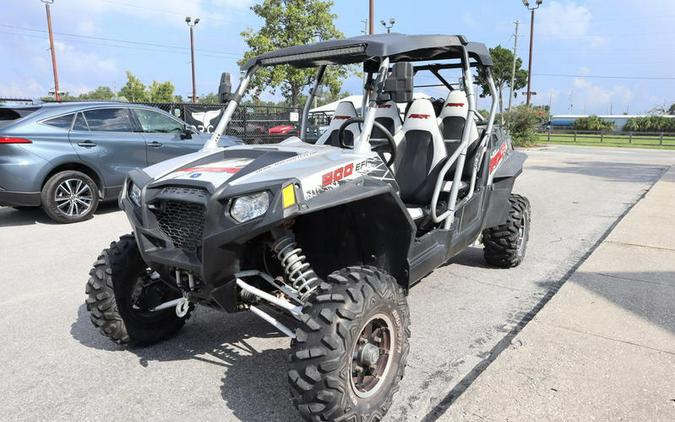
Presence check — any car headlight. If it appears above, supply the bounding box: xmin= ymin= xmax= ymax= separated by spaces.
xmin=129 ymin=183 xmax=142 ymax=207
xmin=230 ymin=191 xmax=269 ymax=223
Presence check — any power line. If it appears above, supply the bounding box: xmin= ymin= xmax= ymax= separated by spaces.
xmin=0 ymin=24 xmax=241 ymax=57
xmin=534 ymin=73 xmax=675 ymax=80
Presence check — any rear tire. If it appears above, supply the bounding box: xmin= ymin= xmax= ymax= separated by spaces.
xmin=85 ymin=234 xmax=188 ymax=345
xmin=288 ymin=266 xmax=410 ymax=421
xmin=41 ymin=170 xmax=99 ymax=223
xmin=482 ymin=194 xmax=531 ymax=268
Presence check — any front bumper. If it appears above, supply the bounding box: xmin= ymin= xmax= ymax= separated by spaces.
xmin=0 ymin=188 xmax=41 ymax=207
xmin=121 ymin=170 xmax=296 ymax=287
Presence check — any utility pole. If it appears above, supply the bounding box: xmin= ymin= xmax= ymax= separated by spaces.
xmin=42 ymin=0 xmax=60 ymax=101
xmin=185 ymin=16 xmax=200 ymax=103
xmin=508 ymin=20 xmax=520 ymax=112
xmin=369 ymin=0 xmax=375 ymax=34
xmin=522 ymin=0 xmax=543 ymax=106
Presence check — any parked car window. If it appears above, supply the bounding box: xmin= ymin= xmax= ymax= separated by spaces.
xmin=72 ymin=113 xmax=89 ymax=131
xmin=43 ymin=113 xmax=75 ymax=129
xmin=83 ymin=108 xmax=134 ymax=132
xmin=134 ymin=109 xmax=183 ymax=134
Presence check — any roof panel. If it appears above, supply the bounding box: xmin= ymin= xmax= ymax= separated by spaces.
xmin=242 ymin=33 xmax=492 ymax=70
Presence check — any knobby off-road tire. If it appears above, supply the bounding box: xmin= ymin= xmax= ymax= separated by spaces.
xmin=41 ymin=170 xmax=100 ymax=224
xmin=289 ymin=266 xmax=410 ymax=422
xmin=482 ymin=194 xmax=531 ymax=268
xmin=85 ymin=234 xmax=188 ymax=345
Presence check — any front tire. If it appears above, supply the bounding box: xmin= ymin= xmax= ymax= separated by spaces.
xmin=482 ymin=193 xmax=531 ymax=268
xmin=85 ymin=234 xmax=188 ymax=345
xmin=289 ymin=266 xmax=410 ymax=421
xmin=41 ymin=170 xmax=99 ymax=223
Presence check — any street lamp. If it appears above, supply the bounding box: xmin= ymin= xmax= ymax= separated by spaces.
xmin=522 ymin=0 xmax=543 ymax=106
xmin=380 ymin=18 xmax=396 ymax=33
xmin=41 ymin=0 xmax=61 ymax=101
xmin=185 ymin=16 xmax=200 ymax=103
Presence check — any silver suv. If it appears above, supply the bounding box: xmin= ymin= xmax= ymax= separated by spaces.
xmin=0 ymin=102 xmax=240 ymax=223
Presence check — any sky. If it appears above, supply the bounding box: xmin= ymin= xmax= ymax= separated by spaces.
xmin=1 ymin=0 xmax=674 ymax=115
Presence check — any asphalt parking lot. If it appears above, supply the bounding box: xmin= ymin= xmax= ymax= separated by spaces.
xmin=2 ymin=145 xmax=675 ymax=422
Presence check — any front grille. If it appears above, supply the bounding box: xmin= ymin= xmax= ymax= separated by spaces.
xmin=153 ymin=200 xmax=205 ymax=252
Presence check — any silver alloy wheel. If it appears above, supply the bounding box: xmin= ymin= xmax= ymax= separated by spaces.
xmin=349 ymin=313 xmax=395 ymax=399
xmin=54 ymin=178 xmax=94 ymax=217
xmin=516 ymin=213 xmax=528 ymax=257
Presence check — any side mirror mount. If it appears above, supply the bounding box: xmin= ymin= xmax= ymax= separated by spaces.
xmin=379 ymin=62 xmax=413 ymax=103
xmin=180 ymin=125 xmax=195 ymax=139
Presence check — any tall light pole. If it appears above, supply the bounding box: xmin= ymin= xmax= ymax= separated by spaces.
xmin=522 ymin=0 xmax=542 ymax=106
xmin=380 ymin=18 xmax=396 ymax=33
xmin=185 ymin=16 xmax=200 ymax=103
xmin=369 ymin=0 xmax=374 ymax=34
xmin=508 ymin=20 xmax=520 ymax=112
xmin=42 ymin=0 xmax=60 ymax=101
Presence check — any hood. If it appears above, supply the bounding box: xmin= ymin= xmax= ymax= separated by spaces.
xmin=147 ymin=138 xmax=392 ymax=200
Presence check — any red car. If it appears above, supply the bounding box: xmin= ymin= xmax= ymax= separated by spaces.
xmin=267 ymin=124 xmax=298 ymax=136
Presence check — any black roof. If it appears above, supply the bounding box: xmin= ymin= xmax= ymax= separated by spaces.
xmin=242 ymin=33 xmax=492 ymax=70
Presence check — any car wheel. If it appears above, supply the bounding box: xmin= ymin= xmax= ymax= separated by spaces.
xmin=41 ymin=170 xmax=100 ymax=224
xmin=85 ymin=234 xmax=189 ymax=345
xmin=482 ymin=194 xmax=531 ymax=268
xmin=289 ymin=266 xmax=410 ymax=421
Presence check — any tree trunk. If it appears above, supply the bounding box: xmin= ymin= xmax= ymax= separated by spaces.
xmin=498 ymin=83 xmax=504 ymax=116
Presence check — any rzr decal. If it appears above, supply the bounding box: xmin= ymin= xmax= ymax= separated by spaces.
xmin=177 ymin=166 xmax=242 ymax=174
xmin=163 ymin=158 xmax=253 ymax=186
xmin=489 ymin=142 xmax=507 ymax=174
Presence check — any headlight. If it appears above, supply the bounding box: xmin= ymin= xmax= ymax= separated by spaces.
xmin=129 ymin=183 xmax=142 ymax=207
xmin=230 ymin=191 xmax=269 ymax=223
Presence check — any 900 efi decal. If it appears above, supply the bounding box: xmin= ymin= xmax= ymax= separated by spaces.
xmin=304 ymin=157 xmax=397 ymax=199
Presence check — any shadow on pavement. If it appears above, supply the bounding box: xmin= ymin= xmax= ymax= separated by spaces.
xmin=528 ymin=161 xmax=665 ymax=184
xmin=572 ymin=271 xmax=675 ymax=334
xmin=441 ymin=246 xmax=493 ymax=270
xmin=70 ymin=303 xmax=299 ymax=421
xmin=0 ymin=202 xmax=121 ymax=228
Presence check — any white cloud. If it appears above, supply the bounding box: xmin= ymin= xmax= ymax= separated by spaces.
xmin=59 ymin=0 xmax=253 ymax=28
xmin=572 ymin=77 xmax=633 ymax=112
xmin=538 ymin=1 xmax=607 ymax=47
xmin=0 ymin=80 xmax=47 ymax=98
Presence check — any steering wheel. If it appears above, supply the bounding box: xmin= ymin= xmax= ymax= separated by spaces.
xmin=337 ymin=117 xmax=397 ymax=167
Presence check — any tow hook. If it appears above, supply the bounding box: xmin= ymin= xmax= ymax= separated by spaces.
xmin=150 ymin=296 xmax=191 ymax=317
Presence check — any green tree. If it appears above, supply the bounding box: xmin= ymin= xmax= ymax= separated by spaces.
xmin=503 ymin=105 xmax=547 ymax=147
xmin=476 ymin=45 xmax=528 ymax=115
xmin=148 ymin=81 xmax=175 ymax=102
xmin=78 ymin=86 xmax=116 ymax=100
xmin=573 ymin=115 xmax=614 ymax=131
xmin=199 ymin=92 xmax=221 ymax=104
xmin=240 ymin=0 xmax=348 ymax=108
xmin=118 ymin=71 xmax=148 ymax=102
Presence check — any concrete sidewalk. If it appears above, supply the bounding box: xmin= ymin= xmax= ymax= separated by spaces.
xmin=438 ymin=166 xmax=675 ymax=421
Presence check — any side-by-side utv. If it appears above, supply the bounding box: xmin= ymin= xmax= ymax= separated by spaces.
xmin=85 ymin=34 xmax=530 ymax=421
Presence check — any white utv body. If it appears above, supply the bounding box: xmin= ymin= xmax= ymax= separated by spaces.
xmin=86 ymin=34 xmax=530 ymax=421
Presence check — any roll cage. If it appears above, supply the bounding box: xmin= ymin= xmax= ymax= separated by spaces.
xmin=204 ymin=33 xmax=499 ymax=229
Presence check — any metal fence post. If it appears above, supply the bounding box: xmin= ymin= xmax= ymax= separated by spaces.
xmin=660 ymin=132 xmax=664 ymax=145
xmin=600 ymin=131 xmax=603 ymax=143
xmin=573 ymin=131 xmax=577 ymax=142
xmin=629 ymin=132 xmax=632 ymax=144
xmin=243 ymin=108 xmax=248 ymax=143
xmin=547 ymin=126 xmax=551 ymax=142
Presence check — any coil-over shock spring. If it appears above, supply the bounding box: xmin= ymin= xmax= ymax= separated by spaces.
xmin=272 ymin=232 xmax=319 ymax=300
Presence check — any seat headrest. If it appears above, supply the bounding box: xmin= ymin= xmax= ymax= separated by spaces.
xmin=438 ymin=90 xmax=469 ymax=119
xmin=332 ymin=101 xmax=358 ymax=122
xmin=403 ymin=99 xmax=440 ymax=132
xmin=373 ymin=100 xmax=402 ymax=123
